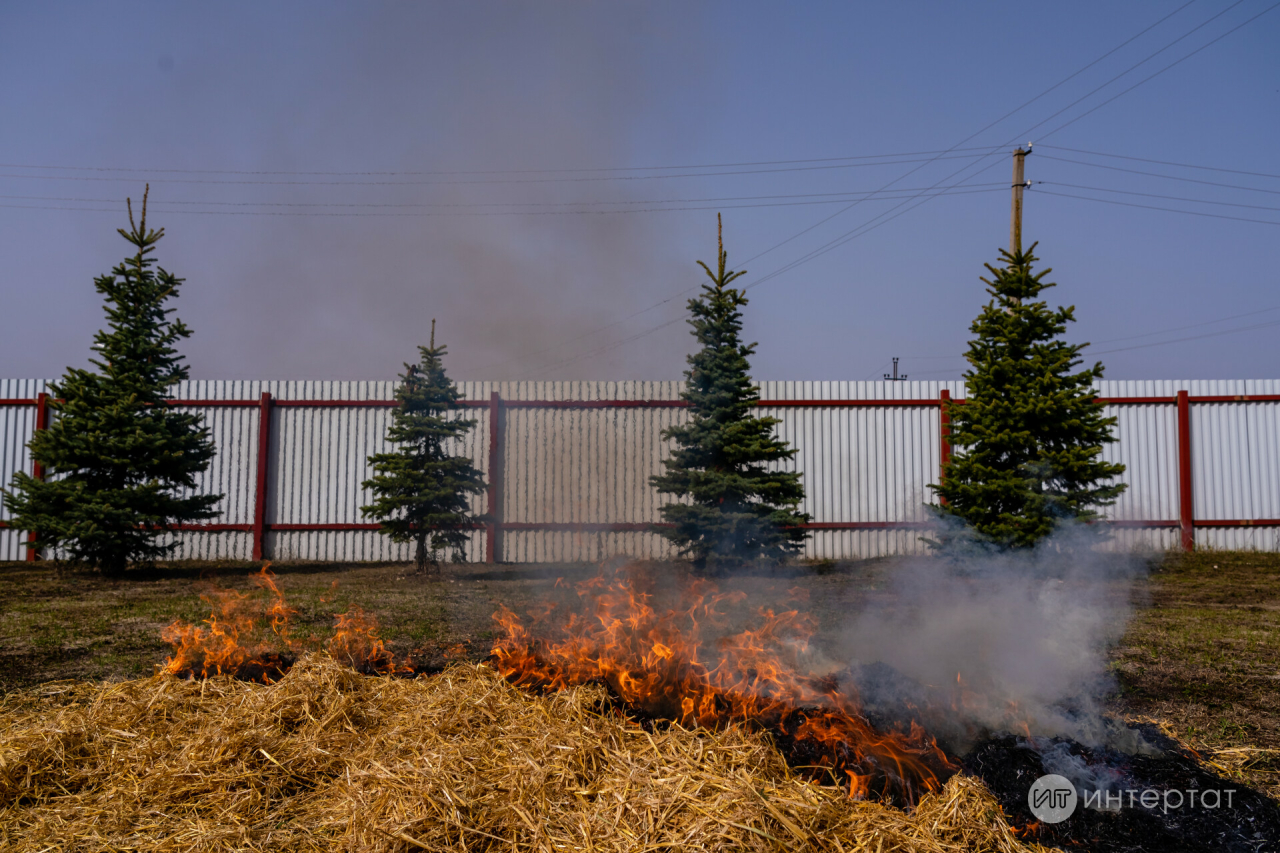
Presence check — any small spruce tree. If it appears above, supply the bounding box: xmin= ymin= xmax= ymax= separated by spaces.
xmin=932 ymin=244 xmax=1126 ymax=548
xmin=362 ymin=321 xmax=486 ymax=574
xmin=651 ymin=216 xmax=809 ymax=572
xmin=3 ymin=188 xmax=221 ymax=574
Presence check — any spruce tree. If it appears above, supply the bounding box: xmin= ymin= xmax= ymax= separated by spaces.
xmin=3 ymin=188 xmax=221 ymax=574
xmin=932 ymin=244 xmax=1126 ymax=548
xmin=362 ymin=321 xmax=486 ymax=574
xmin=651 ymin=216 xmax=809 ymax=572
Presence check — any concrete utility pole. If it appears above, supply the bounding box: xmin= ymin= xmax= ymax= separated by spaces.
xmin=1009 ymin=144 xmax=1031 ymax=254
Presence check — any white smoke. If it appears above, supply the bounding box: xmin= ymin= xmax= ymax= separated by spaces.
xmin=835 ymin=520 xmax=1152 ymax=754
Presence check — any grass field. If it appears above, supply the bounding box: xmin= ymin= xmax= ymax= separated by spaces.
xmin=1 ymin=550 xmax=1276 ymax=796
xmin=1109 ymin=550 xmax=1280 ymax=797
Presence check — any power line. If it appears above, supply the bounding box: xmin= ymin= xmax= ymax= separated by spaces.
xmin=1009 ymin=0 xmax=1246 ymax=142
xmin=0 ymin=146 xmax=1005 ymax=178
xmin=1034 ymin=187 xmax=1280 ymax=226
xmin=0 ymin=184 xmax=1007 ymax=217
xmin=729 ymin=0 xmax=1206 ymax=294
xmin=0 ymin=152 xmax=1010 ymax=188
xmin=1036 ymin=0 xmax=1280 ymax=140
xmin=684 ymin=1 xmax=1234 ymax=295
xmin=0 ymin=184 xmax=1009 ymax=209
xmin=1090 ymin=305 xmax=1280 ymax=345
xmin=1037 ymin=153 xmax=1280 ymax=195
xmin=1043 ymin=182 xmax=1280 ymax=212
xmin=1037 ymin=144 xmax=1280 ymax=180
xmin=508 ymin=0 xmax=1223 ymax=375
xmin=1091 ymin=318 xmax=1280 ymax=355
xmin=870 ymin=302 xmax=1280 ymax=376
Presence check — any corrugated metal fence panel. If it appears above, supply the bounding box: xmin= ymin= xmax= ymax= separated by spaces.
xmin=759 ymin=381 xmax=963 ymax=560
xmin=0 ymin=379 xmax=49 ymax=560
xmin=265 ymin=380 xmax=487 ymax=562
xmin=498 ymin=381 xmax=682 ymax=562
xmin=1093 ymin=381 xmax=1184 ymax=551
xmin=1187 ymin=379 xmax=1280 ymax=551
xmin=5 ymin=377 xmax=1280 ymax=561
xmin=166 ymin=381 xmax=259 ymax=560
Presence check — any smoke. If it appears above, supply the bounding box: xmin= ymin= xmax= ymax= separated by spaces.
xmin=1 ymin=3 xmax=713 ymax=381
xmin=835 ymin=521 xmax=1152 ymax=754
xmin=187 ymin=3 xmax=711 ymax=382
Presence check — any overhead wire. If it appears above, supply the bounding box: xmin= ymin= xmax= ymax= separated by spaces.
xmin=0 ymin=146 xmax=1006 ymax=178
xmin=1034 ymin=0 xmax=1280 ymax=140
xmin=0 ymin=152 xmax=1012 ymax=188
xmin=454 ymin=1 xmax=1210 ymax=376
xmin=1036 ymin=154 xmax=1280 ymax=195
xmin=892 ymin=305 xmax=1280 ymax=376
xmin=0 ymin=184 xmax=1008 ymax=218
xmin=1036 ymin=144 xmax=1280 ymax=180
xmin=1090 ymin=318 xmax=1280 ymax=354
xmin=995 ymin=0 xmax=1247 ymax=143
xmin=1041 ymin=182 xmax=1280 ymax=212
xmin=1033 ymin=187 xmax=1280 ymax=226
xmin=0 ymin=184 xmax=1010 ymax=210
xmin=512 ymin=0 xmax=1219 ymax=376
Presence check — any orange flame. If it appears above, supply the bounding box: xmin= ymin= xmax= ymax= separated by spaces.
xmin=162 ymin=565 xmax=410 ymax=680
xmin=162 ymin=567 xmax=290 ymax=682
xmin=326 ymin=606 xmax=411 ymax=675
xmin=490 ymin=567 xmax=958 ymax=804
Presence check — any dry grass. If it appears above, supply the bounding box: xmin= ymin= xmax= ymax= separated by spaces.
xmin=0 ymin=654 xmax=1048 ymax=853
xmin=1112 ymin=551 xmax=1280 ymax=800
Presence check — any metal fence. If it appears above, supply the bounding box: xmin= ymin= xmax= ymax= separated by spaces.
xmin=2 ymin=379 xmax=1279 ymax=562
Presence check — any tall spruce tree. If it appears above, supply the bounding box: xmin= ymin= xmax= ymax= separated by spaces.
xmin=362 ymin=321 xmax=485 ymax=574
xmin=3 ymin=188 xmax=220 ymax=574
xmin=932 ymin=244 xmax=1126 ymax=548
xmin=651 ymin=216 xmax=809 ymax=571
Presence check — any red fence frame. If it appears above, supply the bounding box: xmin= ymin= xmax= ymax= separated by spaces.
xmin=3 ymin=390 xmax=1280 ymax=562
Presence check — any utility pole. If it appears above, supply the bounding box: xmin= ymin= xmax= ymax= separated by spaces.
xmin=1010 ymin=144 xmax=1031 ymax=254
xmin=883 ymin=357 xmax=908 ymax=381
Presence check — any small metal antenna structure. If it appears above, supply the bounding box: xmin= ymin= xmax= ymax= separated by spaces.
xmin=884 ymin=357 xmax=908 ymax=381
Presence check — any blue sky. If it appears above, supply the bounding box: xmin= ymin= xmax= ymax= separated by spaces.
xmin=1 ymin=2 xmax=1277 ymax=381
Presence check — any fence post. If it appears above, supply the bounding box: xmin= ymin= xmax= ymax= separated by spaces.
xmin=1176 ymin=390 xmax=1194 ymax=552
xmin=938 ymin=389 xmax=951 ymax=504
xmin=25 ymin=392 xmax=49 ymax=562
xmin=252 ymin=392 xmax=274 ymax=562
xmin=486 ymin=391 xmax=504 ymax=563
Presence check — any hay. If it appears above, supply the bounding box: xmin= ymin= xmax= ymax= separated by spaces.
xmin=0 ymin=655 xmax=1049 ymax=852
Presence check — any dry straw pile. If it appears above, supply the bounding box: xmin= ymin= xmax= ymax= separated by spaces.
xmin=0 ymin=655 xmax=1048 ymax=852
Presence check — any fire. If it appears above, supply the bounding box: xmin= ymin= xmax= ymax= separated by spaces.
xmin=490 ymin=566 xmax=959 ymax=804
xmin=162 ymin=565 xmax=408 ymax=680
xmin=162 ymin=566 xmax=295 ymax=682
xmin=327 ymin=606 xmax=411 ymax=675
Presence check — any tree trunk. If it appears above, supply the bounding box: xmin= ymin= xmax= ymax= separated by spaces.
xmin=415 ymin=535 xmax=427 ymax=574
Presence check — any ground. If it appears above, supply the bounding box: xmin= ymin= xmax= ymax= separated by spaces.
xmin=1 ymin=550 xmax=1276 ymax=797
xmin=1109 ymin=550 xmax=1280 ymax=797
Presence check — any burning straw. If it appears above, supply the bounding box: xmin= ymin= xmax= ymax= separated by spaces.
xmin=0 ymin=654 xmax=1048 ymax=852
xmin=491 ymin=570 xmax=957 ymax=805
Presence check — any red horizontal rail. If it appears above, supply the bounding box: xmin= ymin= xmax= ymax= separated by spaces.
xmin=3 ymin=395 xmax=1280 ymax=409
xmin=1094 ymin=397 xmax=1179 ymax=405
xmin=4 ymin=396 xmax=1280 ymax=409
xmin=6 ymin=518 xmax=1280 ymax=535
xmin=757 ymin=399 xmax=939 ymax=407
xmin=10 ymin=519 xmax=1277 ymax=529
